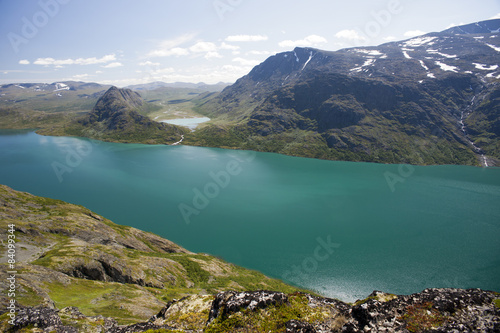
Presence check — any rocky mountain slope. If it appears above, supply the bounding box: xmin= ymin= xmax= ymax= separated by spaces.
xmin=1 ymin=185 xmax=499 ymax=332
xmin=192 ymin=19 xmax=500 ymax=166
xmin=60 ymin=86 xmax=188 ymax=144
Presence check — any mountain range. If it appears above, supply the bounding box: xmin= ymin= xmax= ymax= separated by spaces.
xmin=192 ymin=19 xmax=500 ymax=166
xmin=0 ymin=20 xmax=499 ymax=167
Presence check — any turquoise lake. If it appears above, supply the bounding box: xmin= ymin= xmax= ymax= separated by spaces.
xmin=1 ymin=129 xmax=499 ymax=302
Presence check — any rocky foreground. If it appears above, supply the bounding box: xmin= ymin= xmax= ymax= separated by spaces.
xmin=6 ymin=288 xmax=500 ymax=332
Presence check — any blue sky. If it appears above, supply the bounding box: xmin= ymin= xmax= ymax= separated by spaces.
xmin=1 ymin=0 xmax=499 ymax=86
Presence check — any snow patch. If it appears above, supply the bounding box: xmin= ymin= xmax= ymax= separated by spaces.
xmin=301 ymin=51 xmax=314 ymax=71
xmin=435 ymin=61 xmax=458 ymax=72
xmin=353 ymin=49 xmax=384 ymax=56
xmin=403 ymin=36 xmax=437 ymax=48
xmin=419 ymin=60 xmax=429 ymax=71
xmin=427 ymin=73 xmax=436 ymax=78
xmin=15 ymin=84 xmax=25 ymax=89
xmin=350 ymin=58 xmax=375 ymax=72
xmin=54 ymin=82 xmax=70 ymax=92
xmin=293 ymin=51 xmax=299 ymax=62
xmin=485 ymin=43 xmax=500 ymax=52
xmin=402 ymin=51 xmax=412 ymax=59
xmin=427 ymin=50 xmax=457 ymax=58
xmin=486 ymin=72 xmax=500 ymax=79
xmin=473 ymin=63 xmax=498 ymax=71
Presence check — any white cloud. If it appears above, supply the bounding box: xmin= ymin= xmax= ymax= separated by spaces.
xmin=19 ymin=59 xmax=30 ymax=65
xmin=139 ymin=61 xmax=160 ymax=66
xmin=148 ymin=47 xmax=189 ymax=57
xmin=220 ymin=42 xmax=240 ymax=51
xmin=248 ymin=50 xmax=271 ymax=55
xmin=100 ymin=64 xmax=246 ymax=86
xmin=232 ymin=57 xmax=260 ymax=66
xmin=95 ymin=70 xmax=103 ymax=74
xmin=445 ymin=22 xmax=464 ymax=29
xmin=383 ymin=36 xmax=397 ymax=42
xmin=102 ymin=62 xmax=123 ymax=68
xmin=205 ymin=51 xmax=223 ymax=59
xmin=189 ymin=41 xmax=217 ymax=53
xmin=151 ymin=67 xmax=175 ymax=74
xmin=73 ymin=74 xmax=90 ymax=79
xmin=158 ymin=33 xmax=196 ymax=48
xmin=33 ymin=54 xmax=117 ymax=66
xmin=335 ymin=30 xmax=366 ymax=41
xmin=490 ymin=12 xmax=500 ymax=19
xmin=147 ymin=33 xmax=196 ymax=57
xmin=404 ymin=30 xmax=426 ymax=38
xmin=225 ymin=34 xmax=268 ymax=42
xmin=278 ymin=34 xmax=327 ymax=48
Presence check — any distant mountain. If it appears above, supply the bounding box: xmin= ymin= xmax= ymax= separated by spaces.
xmin=68 ymin=86 xmax=187 ymax=144
xmin=0 ymin=81 xmax=111 ymax=112
xmin=193 ymin=19 xmax=500 ymax=166
xmin=443 ymin=20 xmax=500 ymax=34
xmin=126 ymin=81 xmax=229 ymax=92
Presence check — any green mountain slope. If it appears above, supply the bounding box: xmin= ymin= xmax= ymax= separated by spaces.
xmin=0 ymin=184 xmax=305 ymax=327
xmin=54 ymin=86 xmax=188 ymax=144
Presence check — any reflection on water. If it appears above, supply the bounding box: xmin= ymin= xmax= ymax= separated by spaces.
xmin=1 ymin=130 xmax=499 ymax=301
xmin=161 ymin=117 xmax=210 ymax=130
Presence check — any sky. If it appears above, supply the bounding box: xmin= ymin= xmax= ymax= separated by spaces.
xmin=1 ymin=0 xmax=499 ymax=86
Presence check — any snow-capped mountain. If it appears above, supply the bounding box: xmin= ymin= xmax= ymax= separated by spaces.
xmin=198 ymin=19 xmax=500 ymax=166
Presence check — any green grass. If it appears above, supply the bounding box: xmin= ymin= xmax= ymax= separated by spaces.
xmin=45 ymin=280 xmax=149 ymax=325
xmin=205 ymin=293 xmax=341 ymax=333
xmin=494 ymin=299 xmax=500 ymax=309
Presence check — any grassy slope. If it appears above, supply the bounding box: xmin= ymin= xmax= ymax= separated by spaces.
xmin=0 ymin=185 xmax=306 ymax=325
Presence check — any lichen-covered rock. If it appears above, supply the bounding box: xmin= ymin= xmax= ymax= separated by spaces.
xmin=342 ymin=288 xmax=500 ymax=332
xmin=286 ymin=319 xmax=316 ymax=332
xmin=12 ymin=306 xmax=77 ymax=332
xmin=5 ymin=288 xmax=500 ymax=332
xmin=151 ymin=295 xmax=213 ymax=331
xmin=207 ymin=290 xmax=288 ymax=323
